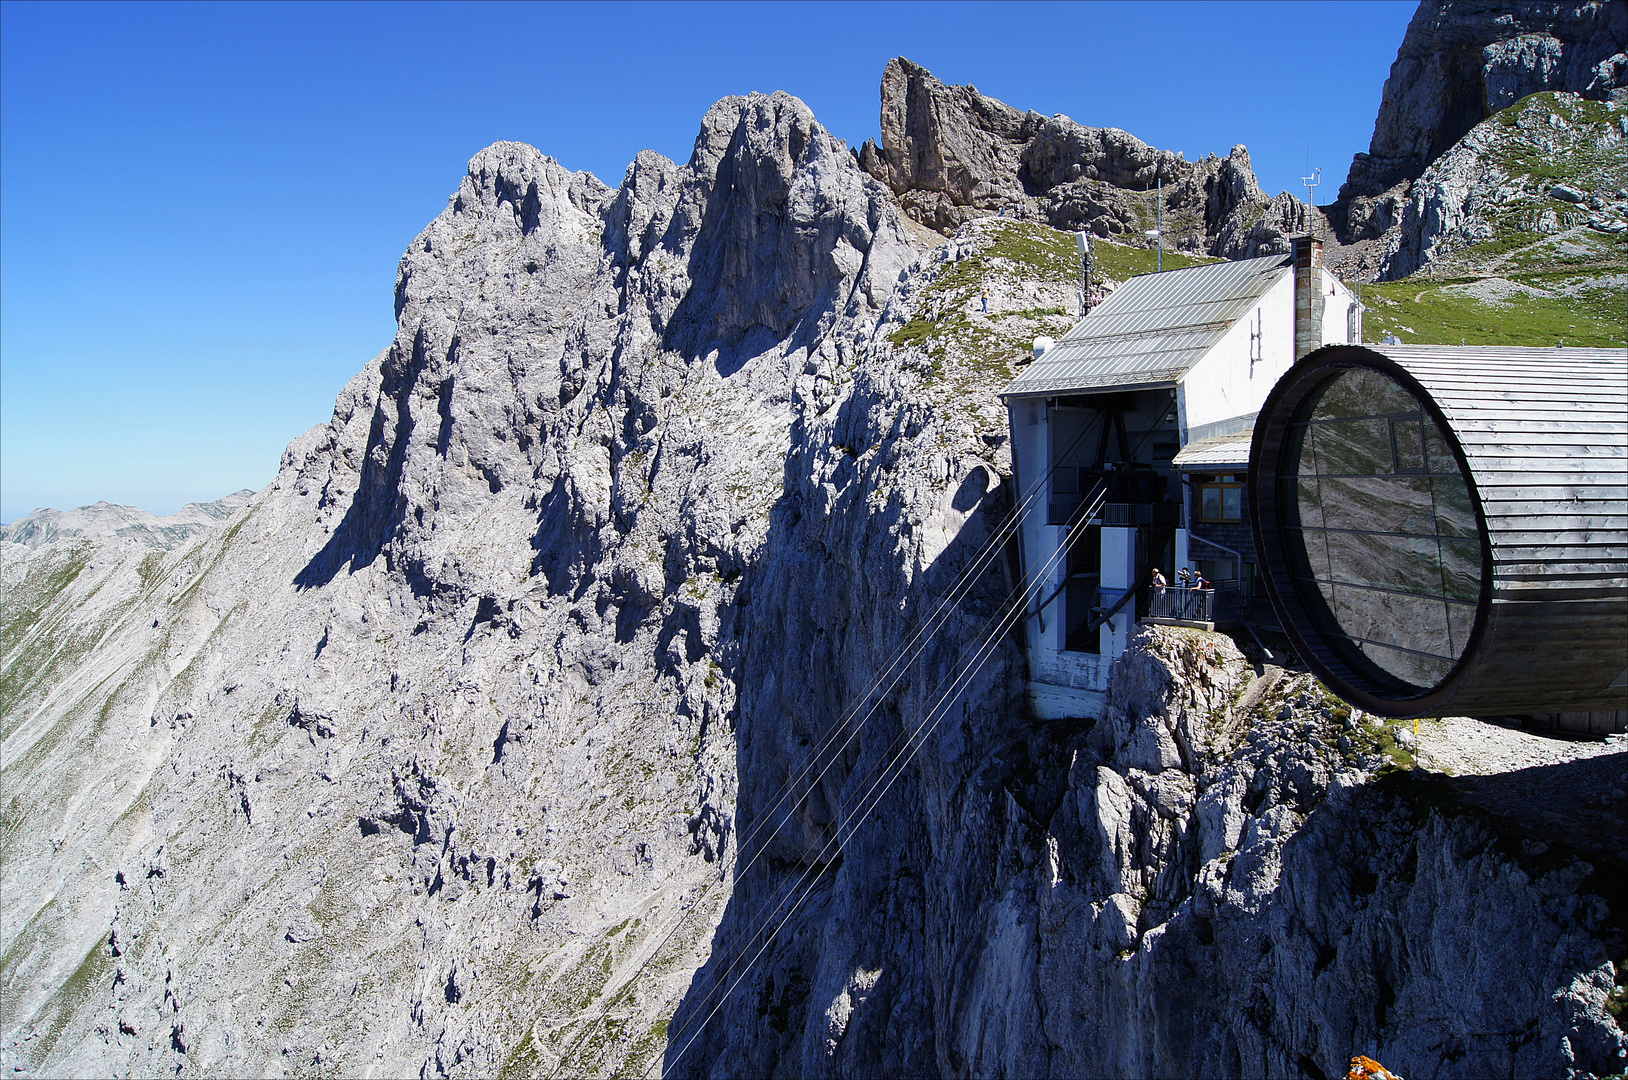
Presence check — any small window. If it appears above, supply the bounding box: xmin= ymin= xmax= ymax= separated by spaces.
xmin=1199 ymin=475 xmax=1242 ymax=522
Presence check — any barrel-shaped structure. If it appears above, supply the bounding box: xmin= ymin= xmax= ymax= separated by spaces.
xmin=1249 ymin=343 xmax=1627 ymax=718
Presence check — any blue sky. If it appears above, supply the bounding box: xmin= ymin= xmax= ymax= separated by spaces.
xmin=0 ymin=0 xmax=1416 ymax=522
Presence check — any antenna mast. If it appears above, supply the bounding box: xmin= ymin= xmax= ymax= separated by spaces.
xmin=1301 ymin=167 xmax=1321 ymax=230
xmin=1077 ymin=232 xmax=1092 ymax=314
xmin=1144 ymin=175 xmax=1163 ymax=272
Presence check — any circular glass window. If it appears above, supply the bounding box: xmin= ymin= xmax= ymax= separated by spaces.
xmin=1276 ymin=368 xmax=1482 ymax=694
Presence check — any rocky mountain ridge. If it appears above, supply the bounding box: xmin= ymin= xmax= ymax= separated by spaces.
xmin=853 ymin=1 xmax=1626 ymax=284
xmin=855 ymin=57 xmax=1312 ymax=261
xmin=1338 ymin=0 xmax=1627 ymax=206
xmin=4 ymin=24 xmax=1626 ymax=1080
xmin=2 ymin=92 xmax=925 ymax=1078
xmin=1 ymin=492 xmax=256 ymax=551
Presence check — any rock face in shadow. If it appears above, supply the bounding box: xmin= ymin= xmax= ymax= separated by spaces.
xmin=671 ymin=625 xmax=1628 ymax=1079
xmin=856 ymin=57 xmax=1304 ymax=259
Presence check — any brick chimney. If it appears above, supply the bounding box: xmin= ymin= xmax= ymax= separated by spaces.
xmin=1292 ymin=235 xmax=1325 ymax=359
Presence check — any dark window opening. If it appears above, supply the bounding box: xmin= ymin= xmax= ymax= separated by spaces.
xmin=1064 ymin=526 xmax=1101 ymax=653
xmin=1199 ymin=475 xmax=1243 ymax=522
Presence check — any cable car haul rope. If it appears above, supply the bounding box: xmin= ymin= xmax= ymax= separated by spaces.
xmin=553 ymin=417 xmax=1166 ymax=1077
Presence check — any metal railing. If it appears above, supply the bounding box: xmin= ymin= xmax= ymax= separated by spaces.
xmin=1148 ymin=586 xmax=1215 ymax=622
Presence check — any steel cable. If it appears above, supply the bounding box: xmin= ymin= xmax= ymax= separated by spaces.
xmin=554 ymin=401 xmax=1167 ymax=1077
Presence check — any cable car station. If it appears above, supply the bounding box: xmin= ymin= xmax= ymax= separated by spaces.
xmin=1002 ymin=236 xmax=1359 ymax=719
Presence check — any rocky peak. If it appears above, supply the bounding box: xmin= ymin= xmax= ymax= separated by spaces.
xmin=1339 ymin=0 xmax=1628 ymax=205
xmin=670 ymin=92 xmax=914 ymax=358
xmin=1 ymin=84 xmax=936 ymax=1077
xmin=858 ymin=56 xmax=1042 ymax=218
xmin=856 ymin=56 xmax=1303 ymax=259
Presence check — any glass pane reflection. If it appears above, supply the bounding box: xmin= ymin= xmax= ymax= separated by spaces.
xmin=1283 ymin=368 xmax=1483 ymax=694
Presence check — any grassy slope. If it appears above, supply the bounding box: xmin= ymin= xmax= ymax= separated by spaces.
xmin=1359 ymin=268 xmax=1625 ymax=348
xmin=895 ymin=199 xmax=1618 ymax=362
xmin=887 ymin=222 xmax=1221 ymax=370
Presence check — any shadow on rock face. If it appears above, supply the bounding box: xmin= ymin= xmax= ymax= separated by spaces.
xmin=662 ymin=94 xmax=868 ymax=374
xmin=662 ymin=370 xmax=1022 ymax=1078
xmin=1431 ymin=750 xmax=1628 ymax=868
xmin=293 ymin=374 xmax=415 ymax=592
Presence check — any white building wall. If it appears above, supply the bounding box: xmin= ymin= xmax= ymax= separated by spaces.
xmin=1177 ymin=272 xmax=1297 ymax=437
xmin=1175 ymin=267 xmax=1362 ymax=440
xmin=1318 ymin=268 xmax=1360 ymax=346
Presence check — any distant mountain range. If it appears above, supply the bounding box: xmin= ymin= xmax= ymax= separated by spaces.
xmin=1 ymin=491 xmax=255 ymax=550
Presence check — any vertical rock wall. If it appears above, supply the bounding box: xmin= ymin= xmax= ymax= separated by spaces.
xmin=675 ymin=614 xmax=1627 ymax=1078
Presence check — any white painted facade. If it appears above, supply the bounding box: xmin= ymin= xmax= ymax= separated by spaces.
xmin=1178 ymin=269 xmax=1360 ymax=439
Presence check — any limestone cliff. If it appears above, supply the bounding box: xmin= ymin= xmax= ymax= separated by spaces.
xmin=1339 ymin=0 xmax=1627 ymax=206
xmin=1 ymin=93 xmax=925 ymax=1078
xmin=1333 ymin=0 xmax=1628 ymax=281
xmin=672 ymin=611 xmax=1628 ymax=1078
xmin=1377 ymin=88 xmax=1628 ymax=278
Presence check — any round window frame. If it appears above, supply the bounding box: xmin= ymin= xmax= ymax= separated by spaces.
xmin=1249 ymin=346 xmax=1495 ymax=717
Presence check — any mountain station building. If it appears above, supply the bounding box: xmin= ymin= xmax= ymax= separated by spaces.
xmin=1001 ymin=236 xmax=1359 ymax=720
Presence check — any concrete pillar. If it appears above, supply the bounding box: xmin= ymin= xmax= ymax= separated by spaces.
xmin=1099 ymin=526 xmax=1137 ymax=658
xmin=1012 ymin=398 xmax=1050 ymax=654
xmin=1043 ymin=524 xmax=1069 ymax=654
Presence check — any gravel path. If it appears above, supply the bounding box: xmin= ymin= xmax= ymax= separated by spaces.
xmin=1417 ymin=715 xmax=1626 ymax=775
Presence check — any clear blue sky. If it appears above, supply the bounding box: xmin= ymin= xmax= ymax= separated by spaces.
xmin=0 ymin=0 xmax=1415 ymax=522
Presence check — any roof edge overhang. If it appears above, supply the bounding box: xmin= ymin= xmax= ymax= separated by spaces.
xmin=1001 ymin=378 xmax=1179 ymax=402
xmin=1174 ymin=457 xmax=1249 ymax=472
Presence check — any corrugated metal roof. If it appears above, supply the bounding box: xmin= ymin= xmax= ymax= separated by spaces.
xmin=1002 ymin=254 xmax=1290 ymax=397
xmin=1172 ymin=430 xmax=1252 ymax=469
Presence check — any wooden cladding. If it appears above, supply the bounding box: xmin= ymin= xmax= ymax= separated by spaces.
xmin=1250 ymin=343 xmax=1627 ymax=721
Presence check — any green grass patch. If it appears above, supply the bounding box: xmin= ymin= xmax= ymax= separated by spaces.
xmin=497 ymin=1028 xmax=542 ymax=1080
xmin=989 ymin=306 xmax=1069 ymax=321
xmin=885 ymin=221 xmax=1228 ymax=401
xmin=1 ymin=544 xmax=92 ymax=659
xmin=1607 ymin=958 xmax=1626 ymax=1021
xmin=1355 ymin=718 xmax=1419 ymax=773
xmin=1490 ymin=92 xmax=1628 ymax=185
xmin=1360 ymin=272 xmax=1626 ymax=347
